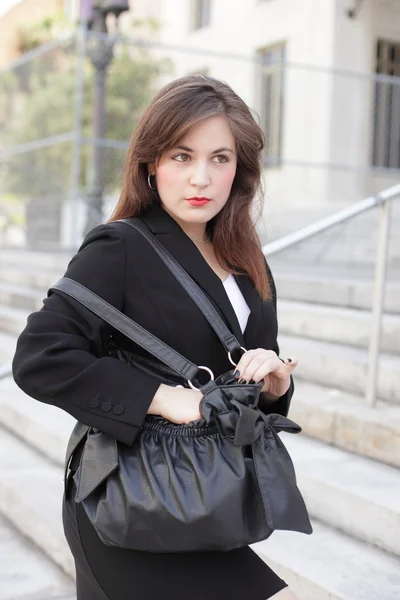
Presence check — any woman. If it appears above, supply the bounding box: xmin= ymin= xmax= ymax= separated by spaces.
xmin=12 ymin=75 xmax=300 ymax=599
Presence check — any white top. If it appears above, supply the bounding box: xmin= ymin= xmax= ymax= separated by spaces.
xmin=222 ymin=274 xmax=251 ymax=333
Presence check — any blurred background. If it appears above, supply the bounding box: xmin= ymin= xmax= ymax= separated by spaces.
xmin=0 ymin=1 xmax=399 ymax=599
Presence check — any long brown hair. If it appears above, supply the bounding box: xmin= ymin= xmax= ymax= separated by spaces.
xmin=109 ymin=75 xmax=270 ymax=300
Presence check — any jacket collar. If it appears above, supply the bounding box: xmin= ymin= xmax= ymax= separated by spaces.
xmin=138 ymin=205 xmax=262 ymax=349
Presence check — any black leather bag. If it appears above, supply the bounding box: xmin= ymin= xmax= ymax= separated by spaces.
xmin=52 ymin=218 xmax=312 ymax=553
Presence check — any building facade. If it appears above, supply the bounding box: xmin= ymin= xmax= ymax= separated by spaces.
xmin=153 ymin=0 xmax=400 ymax=237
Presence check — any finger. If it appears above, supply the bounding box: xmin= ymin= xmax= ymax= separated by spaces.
xmin=233 ymin=349 xmax=260 ymax=373
xmin=234 ymin=349 xmax=276 ymax=379
xmin=235 ymin=352 xmax=298 ymax=384
xmin=250 ymin=357 xmax=288 ymax=383
xmin=253 ymin=361 xmax=298 ymax=383
xmin=233 ymin=350 xmax=258 ymax=378
xmin=282 ymin=357 xmax=299 ymax=369
xmin=235 ymin=352 xmax=270 ymax=382
xmin=239 ymin=355 xmax=280 ymax=383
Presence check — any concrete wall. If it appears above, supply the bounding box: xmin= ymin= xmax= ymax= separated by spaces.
xmin=326 ymin=0 xmax=400 ymax=209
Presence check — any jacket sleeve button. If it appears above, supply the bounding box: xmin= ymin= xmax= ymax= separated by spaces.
xmin=89 ymin=397 xmax=99 ymax=409
xmin=101 ymin=401 xmax=112 ymax=412
xmin=113 ymin=405 xmax=124 ymax=415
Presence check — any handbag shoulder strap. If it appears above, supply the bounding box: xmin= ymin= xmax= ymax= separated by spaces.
xmin=50 ymin=277 xmax=203 ymax=386
xmin=118 ymin=218 xmax=242 ymax=358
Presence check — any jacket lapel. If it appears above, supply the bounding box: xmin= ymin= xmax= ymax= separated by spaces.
xmin=139 ymin=206 xmax=247 ymax=348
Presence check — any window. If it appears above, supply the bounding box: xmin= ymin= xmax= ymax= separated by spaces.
xmin=258 ymin=43 xmax=286 ymax=166
xmin=193 ymin=0 xmax=211 ymax=30
xmin=372 ymin=39 xmax=400 ymax=169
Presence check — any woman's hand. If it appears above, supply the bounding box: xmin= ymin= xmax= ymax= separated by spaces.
xmin=233 ymin=349 xmax=298 ymax=399
xmin=148 ymin=384 xmax=203 ymax=424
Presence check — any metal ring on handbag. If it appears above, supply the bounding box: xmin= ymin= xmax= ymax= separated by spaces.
xmin=188 ymin=366 xmax=214 ymax=390
xmin=228 ymin=346 xmax=247 ymax=367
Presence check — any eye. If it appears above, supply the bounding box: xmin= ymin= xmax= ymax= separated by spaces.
xmin=213 ymin=155 xmax=229 ymax=164
xmin=172 ymin=153 xmax=191 ymax=162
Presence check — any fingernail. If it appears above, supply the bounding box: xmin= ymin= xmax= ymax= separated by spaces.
xmin=238 ymin=379 xmax=246 ymax=384
xmin=234 ymin=370 xmax=240 ymax=378
xmin=249 ymin=379 xmax=255 ymax=384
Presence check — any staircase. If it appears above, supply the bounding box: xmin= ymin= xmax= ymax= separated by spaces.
xmin=0 ymin=249 xmax=399 ymax=600
xmin=0 ymin=511 xmax=75 ymax=600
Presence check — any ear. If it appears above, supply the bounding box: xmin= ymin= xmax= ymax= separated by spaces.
xmin=148 ymin=163 xmax=156 ymax=176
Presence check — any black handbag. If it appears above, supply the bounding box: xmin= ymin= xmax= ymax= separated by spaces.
xmin=52 ymin=218 xmax=312 ymax=553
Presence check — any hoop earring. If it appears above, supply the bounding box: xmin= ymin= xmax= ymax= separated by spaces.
xmin=148 ymin=173 xmax=155 ymax=190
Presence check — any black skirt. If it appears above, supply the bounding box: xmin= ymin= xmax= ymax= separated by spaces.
xmin=63 ymin=477 xmax=288 ymax=600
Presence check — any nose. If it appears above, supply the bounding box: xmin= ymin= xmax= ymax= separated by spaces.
xmin=189 ymin=161 xmax=210 ymax=188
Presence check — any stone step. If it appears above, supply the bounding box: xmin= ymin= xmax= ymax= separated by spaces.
xmin=0 ymin=305 xmax=29 ymax=337
xmin=279 ymin=334 xmax=400 ymax=404
xmin=0 ymin=264 xmax=63 ymax=292
xmin=0 ymin=513 xmax=75 ymax=600
xmin=289 ymin=380 xmax=400 ymax=468
xmin=1 ymin=249 xmax=73 ymax=271
xmin=0 ymin=282 xmax=44 ymax=313
xmin=1 ymin=281 xmax=399 ymax=357
xmin=1 ymin=377 xmax=399 ymax=556
xmin=252 ymin=520 xmax=400 ymax=600
xmin=282 ymin=434 xmax=400 ymax=557
xmin=278 ymin=299 xmax=400 ymax=354
xmin=3 ymin=284 xmax=400 ymax=357
xmin=271 ymin=267 xmax=400 ymax=314
xmin=0 ymin=331 xmax=17 ymax=364
xmin=264 ymin=210 xmax=400 ymax=269
xmin=0 ymin=426 xmax=75 ymax=579
xmin=0 ymin=282 xmax=46 ymax=313
xmin=0 ymin=377 xmax=75 ymax=467
xmin=1 ymin=250 xmax=400 ymax=313
xmin=1 ymin=424 xmax=399 ymax=600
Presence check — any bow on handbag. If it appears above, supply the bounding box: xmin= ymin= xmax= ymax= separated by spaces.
xmin=232 ymin=406 xmax=307 ymax=531
xmin=199 ymin=382 xmax=311 ymax=535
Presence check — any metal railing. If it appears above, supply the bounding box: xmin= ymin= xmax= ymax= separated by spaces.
xmin=262 ymin=182 xmax=400 ymax=408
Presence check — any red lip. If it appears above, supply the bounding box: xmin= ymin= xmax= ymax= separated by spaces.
xmin=186 ymin=196 xmax=211 ymax=202
xmin=186 ymin=197 xmax=212 ymax=206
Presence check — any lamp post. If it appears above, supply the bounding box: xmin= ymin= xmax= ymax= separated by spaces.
xmin=80 ymin=0 xmax=129 ymax=234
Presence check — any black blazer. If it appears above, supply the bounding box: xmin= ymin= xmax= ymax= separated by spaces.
xmin=12 ymin=206 xmax=293 ymax=446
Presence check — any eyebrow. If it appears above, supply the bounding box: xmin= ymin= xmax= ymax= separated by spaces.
xmin=173 ymin=145 xmax=235 ymax=154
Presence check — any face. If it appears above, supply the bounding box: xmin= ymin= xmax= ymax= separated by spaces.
xmin=150 ymin=115 xmax=237 ymax=229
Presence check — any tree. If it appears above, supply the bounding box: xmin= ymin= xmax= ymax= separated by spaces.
xmin=1 ymin=13 xmax=172 ymax=203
